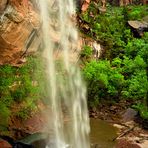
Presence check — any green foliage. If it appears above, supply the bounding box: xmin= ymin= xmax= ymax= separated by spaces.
xmin=79 ymin=4 xmax=148 ymax=120
xmin=79 ymin=2 xmax=148 ymax=59
xmin=80 ymin=45 xmax=92 ymax=59
xmin=0 ymin=56 xmax=46 ymax=122
xmin=0 ymin=102 xmax=10 ymax=126
xmin=122 ymin=70 xmax=147 ymax=99
xmin=83 ymin=60 xmax=124 ymax=107
xmin=123 ymin=6 xmax=148 ymax=20
xmin=16 ymin=99 xmax=37 ymax=120
xmin=133 ymin=104 xmax=148 ymax=120
xmin=0 ymin=65 xmax=15 ymax=94
xmin=83 ymin=53 xmax=148 ymax=107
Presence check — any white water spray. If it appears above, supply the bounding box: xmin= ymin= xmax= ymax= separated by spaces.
xmin=37 ymin=0 xmax=90 ymax=147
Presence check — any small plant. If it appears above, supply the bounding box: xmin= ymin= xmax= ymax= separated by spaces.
xmin=80 ymin=45 xmax=92 ymax=58
xmin=16 ymin=107 xmax=31 ymax=120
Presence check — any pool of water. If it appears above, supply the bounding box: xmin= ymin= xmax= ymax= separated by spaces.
xmin=90 ymin=118 xmax=118 ymax=148
xmin=19 ymin=118 xmax=118 ymax=148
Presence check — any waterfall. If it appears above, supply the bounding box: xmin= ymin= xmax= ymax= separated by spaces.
xmin=37 ymin=0 xmax=90 ymax=147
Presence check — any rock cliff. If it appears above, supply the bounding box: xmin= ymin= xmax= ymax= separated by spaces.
xmin=0 ymin=0 xmax=40 ymax=66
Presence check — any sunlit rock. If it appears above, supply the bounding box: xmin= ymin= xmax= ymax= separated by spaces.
xmin=128 ymin=20 xmax=148 ymax=37
xmin=0 ymin=0 xmax=40 ymax=66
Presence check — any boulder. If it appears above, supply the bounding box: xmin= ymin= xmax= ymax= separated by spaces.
xmin=122 ymin=108 xmax=138 ymax=122
xmin=128 ymin=21 xmax=148 ymax=30
xmin=128 ymin=20 xmax=148 ymax=37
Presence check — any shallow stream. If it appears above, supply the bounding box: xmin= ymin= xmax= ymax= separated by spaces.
xmin=90 ymin=118 xmax=118 ymax=148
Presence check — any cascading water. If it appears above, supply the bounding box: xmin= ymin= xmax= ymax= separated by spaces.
xmin=37 ymin=0 xmax=90 ymax=147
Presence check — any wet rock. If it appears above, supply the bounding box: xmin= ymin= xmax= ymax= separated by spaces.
xmin=116 ymin=138 xmax=141 ymax=148
xmin=19 ymin=132 xmax=49 ymax=147
xmin=8 ymin=102 xmax=51 ymax=140
xmin=79 ymin=35 xmax=103 ymax=60
xmin=92 ymin=41 xmax=102 ymax=59
xmin=0 ymin=139 xmax=12 ymax=148
xmin=122 ymin=108 xmax=138 ymax=122
xmin=0 ymin=135 xmax=34 ymax=148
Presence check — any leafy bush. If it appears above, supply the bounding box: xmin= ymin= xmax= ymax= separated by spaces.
xmin=80 ymin=45 xmax=92 ymax=59
xmin=79 ymin=4 xmax=148 ymax=120
xmin=0 ymin=56 xmax=46 ymax=123
xmin=0 ymin=102 xmax=10 ymax=126
xmin=133 ymin=103 xmax=148 ymax=120
xmin=83 ymin=60 xmax=124 ymax=107
xmin=123 ymin=6 xmax=148 ymax=20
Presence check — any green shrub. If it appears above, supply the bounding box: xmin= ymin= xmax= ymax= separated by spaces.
xmin=79 ymin=3 xmax=148 ymax=121
xmin=133 ymin=103 xmax=148 ymax=120
xmin=124 ymin=6 xmax=148 ymax=20
xmin=0 ymin=55 xmax=46 ymax=124
xmin=80 ymin=45 xmax=92 ymax=59
xmin=0 ymin=102 xmax=10 ymax=126
xmin=83 ymin=60 xmax=125 ymax=107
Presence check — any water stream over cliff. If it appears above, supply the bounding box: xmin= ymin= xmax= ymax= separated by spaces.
xmin=37 ymin=0 xmax=90 ymax=148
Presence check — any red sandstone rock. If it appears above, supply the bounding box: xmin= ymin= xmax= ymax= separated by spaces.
xmin=0 ymin=0 xmax=40 ymax=66
xmin=81 ymin=0 xmax=91 ymax=12
xmin=0 ymin=140 xmax=12 ymax=148
xmin=116 ymin=138 xmax=141 ymax=148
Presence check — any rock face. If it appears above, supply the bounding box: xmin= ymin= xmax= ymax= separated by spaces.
xmin=0 ymin=0 xmax=40 ymax=66
xmin=0 ymin=139 xmax=12 ymax=148
xmin=0 ymin=0 xmax=7 ymax=14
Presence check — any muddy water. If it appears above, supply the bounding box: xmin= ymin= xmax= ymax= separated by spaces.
xmin=90 ymin=118 xmax=117 ymax=148
xmin=21 ymin=118 xmax=117 ymax=148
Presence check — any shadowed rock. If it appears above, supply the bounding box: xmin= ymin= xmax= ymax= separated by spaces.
xmin=122 ymin=108 xmax=138 ymax=122
xmin=128 ymin=20 xmax=148 ymax=37
xmin=0 ymin=136 xmax=34 ymax=148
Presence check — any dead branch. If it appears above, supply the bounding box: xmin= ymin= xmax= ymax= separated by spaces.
xmin=113 ymin=126 xmax=136 ymax=141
